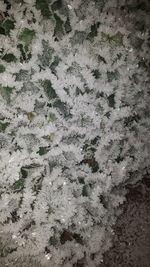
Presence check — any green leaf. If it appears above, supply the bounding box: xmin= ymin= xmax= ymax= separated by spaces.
xmin=71 ymin=31 xmax=86 ymax=45
xmin=50 ymin=56 xmax=61 ymax=74
xmin=134 ymin=37 xmax=144 ymax=49
xmin=0 ymin=27 xmax=5 ymax=35
xmin=105 ymin=111 xmax=111 ymax=118
xmin=115 ymin=155 xmax=124 ymax=163
xmin=49 ymin=236 xmax=58 ymax=247
xmin=42 ymin=79 xmax=57 ymax=99
xmin=110 ymin=31 xmax=124 ymax=46
xmin=37 ymin=146 xmax=48 ymax=155
xmin=82 ymin=185 xmax=89 ymax=197
xmin=18 ymin=28 xmax=35 ymax=46
xmin=64 ymin=17 xmax=72 ymax=33
xmin=0 ymin=86 xmax=13 ymax=103
xmin=51 ymin=0 xmax=62 ymax=11
xmin=2 ymin=53 xmax=17 ymax=63
xmin=0 ymin=64 xmax=5 ymax=73
xmin=15 ymin=69 xmax=29 ymax=81
xmin=12 ymin=178 xmax=25 ymax=192
xmin=135 ymin=20 xmax=145 ymax=32
xmin=0 ymin=122 xmax=10 ymax=132
xmin=87 ymin=22 xmax=100 ymax=40
xmin=36 ymin=0 xmax=52 ymax=19
xmin=101 ymin=31 xmax=124 ymax=46
xmin=92 ymin=69 xmax=101 ymax=79
xmin=98 ymin=55 xmax=106 ymax=64
xmin=38 ymin=40 xmax=54 ymax=67
xmin=53 ymin=14 xmax=64 ymax=40
xmin=49 ymin=112 xmax=57 ymax=121
xmin=53 ymin=99 xmax=70 ymax=118
xmin=2 ymin=19 xmax=15 ymax=35
xmin=107 ymin=93 xmax=115 ymax=108
xmin=21 ymin=168 xmax=28 ymax=178
xmin=78 ymin=177 xmax=85 ymax=184
xmin=17 ymin=43 xmax=32 ymax=63
xmin=73 ymin=233 xmax=83 ymax=245
xmin=17 ymin=43 xmax=26 ymax=62
xmin=107 ymin=70 xmax=119 ymax=82
xmin=23 ymin=163 xmax=41 ymax=169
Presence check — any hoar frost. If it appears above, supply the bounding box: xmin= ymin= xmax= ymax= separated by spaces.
xmin=0 ymin=0 xmax=150 ymax=266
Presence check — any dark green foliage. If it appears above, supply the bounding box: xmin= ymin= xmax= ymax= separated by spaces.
xmin=49 ymin=112 xmax=57 ymax=121
xmin=127 ymin=1 xmax=146 ymax=12
xmin=18 ymin=28 xmax=35 ymax=46
xmin=90 ymin=136 xmax=99 ymax=146
xmin=53 ymin=99 xmax=70 ymax=118
xmin=115 ymin=155 xmax=124 ymax=163
xmin=21 ymin=168 xmax=28 ymax=178
xmin=50 ymin=56 xmax=61 ymax=74
xmin=92 ymin=69 xmax=101 ymax=79
xmin=82 ymin=185 xmax=88 ymax=197
xmin=98 ymin=55 xmax=106 ymax=64
xmin=107 ymin=70 xmax=119 ymax=82
xmin=87 ymin=22 xmax=100 ymax=40
xmin=64 ymin=17 xmax=72 ymax=33
xmin=39 ymin=40 xmax=54 ymax=67
xmin=0 ymin=27 xmax=5 ymax=35
xmin=12 ymin=178 xmax=25 ymax=192
xmin=32 ymin=180 xmax=42 ymax=193
xmin=0 ymin=64 xmax=5 ymax=73
xmin=15 ymin=69 xmax=29 ymax=81
xmin=110 ymin=32 xmax=123 ymax=46
xmin=71 ymin=31 xmax=86 ymax=45
xmin=37 ymin=146 xmax=48 ymax=155
xmin=124 ymin=114 xmax=140 ymax=127
xmin=80 ymin=158 xmax=99 ymax=173
xmin=67 ymin=66 xmax=75 ymax=74
xmin=42 ymin=79 xmax=57 ymax=99
xmin=23 ymin=163 xmax=41 ymax=169
xmin=73 ymin=233 xmax=83 ymax=245
xmin=107 ymin=93 xmax=115 ymax=108
xmin=135 ymin=20 xmax=145 ymax=32
xmin=53 ymin=13 xmax=64 ymax=40
xmin=0 ymin=86 xmax=13 ymax=103
xmin=134 ymin=37 xmax=144 ymax=49
xmin=49 ymin=236 xmax=58 ymax=247
xmin=138 ymin=58 xmax=147 ymax=69
xmin=2 ymin=53 xmax=17 ymax=62
xmin=0 ymin=122 xmax=10 ymax=132
xmin=78 ymin=177 xmax=85 ymax=184
xmin=0 ymin=246 xmax=17 ymax=258
xmin=105 ymin=111 xmax=111 ymax=118
xmin=96 ymin=92 xmax=104 ymax=98
xmin=0 ymin=19 xmax=15 ymax=35
xmin=51 ymin=0 xmax=62 ymax=11
xmin=101 ymin=31 xmax=124 ymax=46
xmin=76 ymin=87 xmax=83 ymax=96
xmin=60 ymin=230 xmax=83 ymax=245
xmin=130 ymin=35 xmax=144 ymax=50
xmin=17 ymin=43 xmax=27 ymax=62
xmin=36 ymin=0 xmax=52 ymax=18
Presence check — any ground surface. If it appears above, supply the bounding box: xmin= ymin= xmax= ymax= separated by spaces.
xmin=99 ymin=176 xmax=150 ymax=267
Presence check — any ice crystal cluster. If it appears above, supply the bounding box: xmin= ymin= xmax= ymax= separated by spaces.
xmin=0 ymin=0 xmax=149 ymax=266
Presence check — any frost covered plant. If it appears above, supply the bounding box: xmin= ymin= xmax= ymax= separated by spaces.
xmin=0 ymin=0 xmax=150 ymax=266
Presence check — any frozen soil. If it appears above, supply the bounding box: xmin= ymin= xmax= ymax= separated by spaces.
xmin=99 ymin=176 xmax=150 ymax=267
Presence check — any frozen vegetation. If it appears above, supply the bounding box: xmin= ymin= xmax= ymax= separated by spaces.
xmin=0 ymin=0 xmax=149 ymax=266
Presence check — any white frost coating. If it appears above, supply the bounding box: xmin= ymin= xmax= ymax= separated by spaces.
xmin=0 ymin=0 xmax=150 ymax=266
